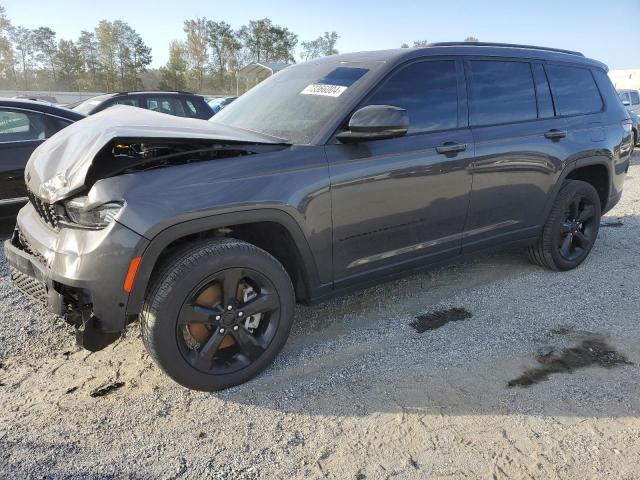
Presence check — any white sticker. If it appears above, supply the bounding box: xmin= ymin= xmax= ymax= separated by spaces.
xmin=300 ymin=83 xmax=347 ymax=97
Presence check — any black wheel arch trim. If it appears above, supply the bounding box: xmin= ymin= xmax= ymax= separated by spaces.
xmin=542 ymin=155 xmax=612 ymax=222
xmin=125 ymin=208 xmax=327 ymax=316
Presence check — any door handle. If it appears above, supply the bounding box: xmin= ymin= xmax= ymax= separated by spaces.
xmin=544 ymin=129 xmax=568 ymax=140
xmin=436 ymin=142 xmax=467 ymax=154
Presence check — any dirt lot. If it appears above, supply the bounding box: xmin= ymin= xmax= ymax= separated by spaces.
xmin=1 ymin=152 xmax=640 ymax=479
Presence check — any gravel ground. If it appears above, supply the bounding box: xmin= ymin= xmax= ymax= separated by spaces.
xmin=1 ymin=152 xmax=640 ymax=479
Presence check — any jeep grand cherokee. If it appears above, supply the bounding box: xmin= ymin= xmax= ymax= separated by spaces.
xmin=5 ymin=43 xmax=633 ymax=390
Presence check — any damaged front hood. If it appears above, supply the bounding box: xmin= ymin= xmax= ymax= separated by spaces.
xmin=26 ymin=105 xmax=286 ymax=203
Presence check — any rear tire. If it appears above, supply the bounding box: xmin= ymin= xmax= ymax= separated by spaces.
xmin=527 ymin=180 xmax=601 ymax=271
xmin=140 ymin=238 xmax=295 ymax=391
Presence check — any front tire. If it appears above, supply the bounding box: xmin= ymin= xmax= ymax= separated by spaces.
xmin=527 ymin=180 xmax=601 ymax=271
xmin=140 ymin=238 xmax=295 ymax=391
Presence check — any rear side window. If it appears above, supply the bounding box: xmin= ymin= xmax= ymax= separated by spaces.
xmin=467 ymin=60 xmax=537 ymax=126
xmin=546 ymin=65 xmax=603 ymax=116
xmin=146 ymin=97 xmax=187 ymax=117
xmin=0 ymin=109 xmax=46 ymax=142
xmin=184 ymin=100 xmax=199 ymax=117
xmin=631 ymin=91 xmax=640 ymax=105
xmin=112 ymin=97 xmax=140 ymax=107
xmin=532 ymin=64 xmax=555 ymax=118
xmin=364 ymin=60 xmax=459 ymax=133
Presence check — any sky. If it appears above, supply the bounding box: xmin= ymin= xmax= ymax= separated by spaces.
xmin=4 ymin=0 xmax=640 ymax=70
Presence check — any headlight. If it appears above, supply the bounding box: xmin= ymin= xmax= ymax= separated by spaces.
xmin=65 ymin=196 xmax=123 ymax=228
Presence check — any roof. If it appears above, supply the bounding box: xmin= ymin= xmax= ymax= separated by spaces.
xmin=237 ymin=62 xmax=290 ymax=77
xmin=302 ymin=43 xmax=608 ymax=71
xmin=0 ymin=98 xmax=85 ymax=120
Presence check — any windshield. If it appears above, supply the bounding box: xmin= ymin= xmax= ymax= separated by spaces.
xmin=72 ymin=95 xmax=112 ymax=114
xmin=211 ymin=62 xmax=374 ymax=144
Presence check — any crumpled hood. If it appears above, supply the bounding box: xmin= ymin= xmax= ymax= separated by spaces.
xmin=26 ymin=105 xmax=284 ymax=203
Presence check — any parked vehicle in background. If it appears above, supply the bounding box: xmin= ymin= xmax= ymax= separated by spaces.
xmin=13 ymin=95 xmax=59 ymax=104
xmin=629 ymin=109 xmax=639 ymax=147
xmin=5 ymin=43 xmax=633 ymax=391
xmin=208 ymin=96 xmax=237 ymax=114
xmin=619 ymin=89 xmax=640 ymax=115
xmin=0 ymin=99 xmax=84 ymax=221
xmin=72 ymin=91 xmax=214 ymax=119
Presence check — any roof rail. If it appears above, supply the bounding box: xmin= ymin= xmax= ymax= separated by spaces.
xmin=114 ymin=90 xmax=196 ymax=95
xmin=428 ymin=42 xmax=584 ymax=57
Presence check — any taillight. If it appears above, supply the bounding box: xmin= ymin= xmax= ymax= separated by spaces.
xmin=622 ymin=119 xmax=633 ymax=133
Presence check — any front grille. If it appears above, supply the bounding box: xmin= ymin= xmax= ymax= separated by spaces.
xmin=27 ymin=190 xmax=59 ymax=229
xmin=10 ymin=267 xmax=47 ymax=305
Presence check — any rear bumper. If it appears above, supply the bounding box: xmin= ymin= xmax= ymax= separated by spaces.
xmin=5 ymin=203 xmax=148 ymax=350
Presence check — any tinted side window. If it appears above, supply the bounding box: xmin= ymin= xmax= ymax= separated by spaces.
xmin=112 ymin=97 xmax=140 ymax=107
xmin=47 ymin=116 xmax=73 ymax=135
xmin=546 ymin=65 xmax=603 ymax=116
xmin=364 ymin=60 xmax=458 ymax=133
xmin=0 ymin=109 xmax=46 ymax=142
xmin=631 ymin=91 xmax=640 ymax=105
xmin=532 ymin=64 xmax=555 ymax=118
xmin=468 ymin=60 xmax=537 ymax=126
xmin=146 ymin=97 xmax=187 ymax=117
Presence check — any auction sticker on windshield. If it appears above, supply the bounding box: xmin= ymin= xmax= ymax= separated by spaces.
xmin=300 ymin=84 xmax=347 ymax=97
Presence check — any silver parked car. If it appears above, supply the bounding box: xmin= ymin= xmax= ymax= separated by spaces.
xmin=619 ymin=89 xmax=640 ymax=115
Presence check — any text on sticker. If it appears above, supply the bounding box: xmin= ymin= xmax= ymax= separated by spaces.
xmin=300 ymin=84 xmax=347 ymax=97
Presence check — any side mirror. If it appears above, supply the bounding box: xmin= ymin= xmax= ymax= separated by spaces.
xmin=622 ymin=99 xmax=631 ymax=106
xmin=336 ymin=105 xmax=409 ymax=143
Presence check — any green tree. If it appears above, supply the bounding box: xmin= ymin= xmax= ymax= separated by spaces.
xmin=95 ymin=20 xmax=118 ymax=91
xmin=465 ymin=36 xmax=479 ymax=42
xmin=413 ymin=40 xmax=429 ymax=47
xmin=207 ymin=20 xmax=241 ymax=90
xmin=183 ymin=17 xmax=209 ymax=91
xmin=56 ymin=39 xmax=82 ymax=90
xmin=0 ymin=6 xmax=16 ymax=87
xmin=11 ymin=26 xmax=34 ymax=89
xmin=238 ymin=18 xmax=297 ymax=64
xmin=159 ymin=40 xmax=188 ymax=90
xmin=77 ymin=30 xmax=99 ymax=90
xmin=301 ymin=31 xmax=339 ymax=61
xmin=32 ymin=26 xmax=58 ymax=84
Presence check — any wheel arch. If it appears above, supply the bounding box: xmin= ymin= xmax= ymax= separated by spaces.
xmin=125 ymin=209 xmax=323 ymax=316
xmin=543 ymin=156 xmax=612 ymax=221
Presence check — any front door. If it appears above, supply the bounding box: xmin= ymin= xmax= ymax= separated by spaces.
xmin=325 ymin=58 xmax=474 ymax=285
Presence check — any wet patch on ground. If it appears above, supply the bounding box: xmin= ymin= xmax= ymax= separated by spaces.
xmin=601 ymin=221 xmax=625 ymax=228
xmin=508 ymin=337 xmax=633 ymax=388
xmin=410 ymin=307 xmax=472 ymax=333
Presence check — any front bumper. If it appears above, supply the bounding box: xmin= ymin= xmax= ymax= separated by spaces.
xmin=5 ymin=203 xmax=148 ymax=350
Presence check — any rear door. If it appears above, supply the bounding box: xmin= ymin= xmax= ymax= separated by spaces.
xmin=462 ymin=58 xmax=570 ymax=251
xmin=0 ymin=108 xmax=48 ymax=218
xmin=325 ymin=58 xmax=474 ymax=284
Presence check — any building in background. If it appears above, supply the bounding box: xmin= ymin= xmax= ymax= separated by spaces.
xmin=609 ymin=70 xmax=640 ymax=90
xmin=236 ymin=62 xmax=290 ymax=95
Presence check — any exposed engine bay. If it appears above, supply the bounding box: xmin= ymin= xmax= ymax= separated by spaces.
xmin=84 ymin=138 xmax=289 ymax=188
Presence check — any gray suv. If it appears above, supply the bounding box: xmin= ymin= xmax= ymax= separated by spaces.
xmin=5 ymin=43 xmax=634 ymax=390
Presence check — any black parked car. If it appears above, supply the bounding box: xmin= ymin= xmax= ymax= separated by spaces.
xmin=5 ymin=43 xmax=633 ymax=391
xmin=71 ymin=91 xmax=214 ymax=119
xmin=0 ymin=99 xmax=84 ymax=221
